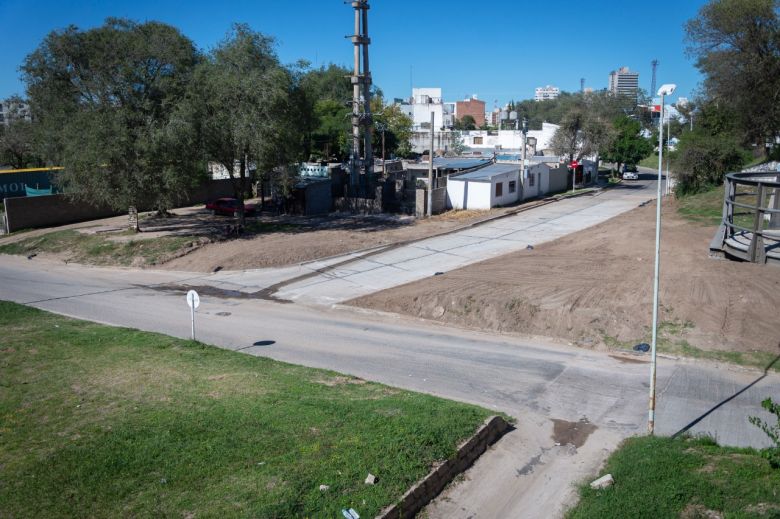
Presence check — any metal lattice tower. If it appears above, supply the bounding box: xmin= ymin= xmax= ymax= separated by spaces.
xmin=650 ymin=60 xmax=659 ymax=98
xmin=349 ymin=1 xmax=373 ymax=190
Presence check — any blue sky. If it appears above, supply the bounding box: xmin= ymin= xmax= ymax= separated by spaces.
xmin=0 ymin=0 xmax=705 ymax=105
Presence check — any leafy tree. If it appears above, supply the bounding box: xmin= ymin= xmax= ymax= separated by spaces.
xmin=550 ymin=94 xmax=616 ymax=164
xmin=299 ymin=64 xmax=352 ymax=161
xmin=749 ymin=397 xmax=780 ymax=468
xmin=371 ymin=96 xmax=412 ymax=160
xmin=449 ymin=131 xmax=466 ymax=156
xmin=181 ymin=24 xmax=298 ymax=226
xmin=685 ymin=0 xmax=780 ymax=150
xmin=672 ymin=98 xmax=750 ymax=194
xmin=602 ymin=116 xmax=653 ymax=176
xmin=0 ymin=96 xmax=39 ymax=169
xmin=454 ymin=115 xmax=477 ymax=131
xmin=21 ymin=19 xmax=202 ymax=230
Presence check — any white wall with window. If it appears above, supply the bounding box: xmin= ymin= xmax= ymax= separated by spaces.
xmin=446 ymin=164 xmax=520 ymax=210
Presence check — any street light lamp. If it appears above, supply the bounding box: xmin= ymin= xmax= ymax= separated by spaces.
xmin=648 ymin=83 xmax=676 ymax=435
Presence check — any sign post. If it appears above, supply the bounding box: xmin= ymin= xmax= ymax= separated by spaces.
xmin=186 ymin=290 xmax=200 ymax=341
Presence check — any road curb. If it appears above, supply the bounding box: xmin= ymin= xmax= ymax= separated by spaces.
xmin=375 ymin=415 xmax=511 ymax=519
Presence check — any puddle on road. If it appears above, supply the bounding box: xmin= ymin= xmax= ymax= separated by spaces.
xmin=142 ymin=284 xmax=292 ymax=304
xmin=609 ymin=354 xmax=649 ymax=364
xmin=551 ymin=418 xmax=597 ymax=448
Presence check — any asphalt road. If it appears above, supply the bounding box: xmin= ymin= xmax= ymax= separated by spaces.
xmin=1 ymin=176 xmax=777 ymax=517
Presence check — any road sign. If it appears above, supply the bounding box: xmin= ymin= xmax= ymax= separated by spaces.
xmin=186 ymin=290 xmax=200 ymax=340
xmin=186 ymin=290 xmax=200 ymax=309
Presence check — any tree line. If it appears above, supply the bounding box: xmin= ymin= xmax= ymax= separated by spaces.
xmin=0 ymin=19 xmax=412 ymax=227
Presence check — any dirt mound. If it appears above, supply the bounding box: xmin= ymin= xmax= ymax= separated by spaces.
xmin=351 ymin=199 xmax=780 ymax=357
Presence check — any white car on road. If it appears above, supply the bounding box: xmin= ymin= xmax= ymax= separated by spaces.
xmin=622 ymin=171 xmax=639 ymax=180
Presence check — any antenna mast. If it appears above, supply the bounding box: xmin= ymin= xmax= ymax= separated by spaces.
xmin=650 ymin=59 xmax=659 ymax=98
xmin=349 ymin=1 xmax=373 ymax=191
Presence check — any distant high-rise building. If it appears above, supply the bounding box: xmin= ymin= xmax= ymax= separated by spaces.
xmin=534 ymin=85 xmax=560 ymax=102
xmin=608 ymin=67 xmax=640 ymax=97
xmin=0 ymin=97 xmax=30 ymax=126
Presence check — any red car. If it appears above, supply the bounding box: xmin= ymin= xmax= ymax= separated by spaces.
xmin=205 ymin=198 xmax=257 ymax=217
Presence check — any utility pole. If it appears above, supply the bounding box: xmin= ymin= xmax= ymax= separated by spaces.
xmin=427 ymin=112 xmax=434 ymax=217
xmin=348 ymin=1 xmax=373 ymax=193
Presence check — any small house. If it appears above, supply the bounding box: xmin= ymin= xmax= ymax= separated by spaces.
xmin=446 ymin=164 xmax=520 ymax=210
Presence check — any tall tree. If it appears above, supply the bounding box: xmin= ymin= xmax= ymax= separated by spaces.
xmin=371 ymin=96 xmax=413 ymax=159
xmin=182 ymin=24 xmax=298 ymax=226
xmin=299 ymin=64 xmax=353 ymax=161
xmin=602 ymin=116 xmax=653 ymax=176
xmin=21 ymin=19 xmax=202 ymax=230
xmin=685 ymin=0 xmax=780 ymax=150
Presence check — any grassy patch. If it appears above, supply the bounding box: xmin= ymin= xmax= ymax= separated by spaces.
xmin=676 ymin=185 xmax=724 ymax=227
xmin=0 ymin=229 xmax=194 ymax=266
xmin=567 ymin=435 xmax=780 ymax=519
xmin=243 ymin=221 xmax=303 ymax=234
xmin=639 ymin=154 xmax=660 ymax=170
xmin=0 ymin=301 xmax=492 ymax=517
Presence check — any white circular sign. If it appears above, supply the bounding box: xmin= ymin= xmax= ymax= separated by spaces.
xmin=186 ymin=290 xmax=200 ymax=309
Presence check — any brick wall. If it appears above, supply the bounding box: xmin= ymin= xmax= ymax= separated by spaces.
xmin=455 ymin=99 xmax=486 ymax=127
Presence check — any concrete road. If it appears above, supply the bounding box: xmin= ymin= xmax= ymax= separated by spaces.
xmin=276 ymin=180 xmax=660 ymax=304
xmin=0 ymin=254 xmax=777 ymax=518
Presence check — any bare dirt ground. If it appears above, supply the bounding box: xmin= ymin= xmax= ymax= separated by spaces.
xmin=160 ymin=209 xmax=502 ymax=272
xmin=0 ymin=201 xmax=510 ymax=271
xmin=351 ymin=198 xmax=780 ymax=358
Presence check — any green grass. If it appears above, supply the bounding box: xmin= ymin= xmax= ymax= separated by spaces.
xmin=676 ymin=185 xmax=724 ymax=227
xmin=0 ymin=229 xmax=194 ymax=266
xmin=639 ymin=154 xmax=660 ymax=170
xmin=567 ymin=435 xmax=780 ymax=519
xmin=0 ymin=301 xmax=493 ymax=518
xmin=602 ymin=318 xmax=780 ymax=373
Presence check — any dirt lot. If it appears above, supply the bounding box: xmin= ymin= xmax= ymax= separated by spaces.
xmin=351 ymin=198 xmax=780 ymax=360
xmin=0 ymin=203 xmax=510 ymax=271
xmin=160 ymin=209 xmax=504 ymax=272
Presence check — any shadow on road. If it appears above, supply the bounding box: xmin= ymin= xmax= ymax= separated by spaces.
xmin=672 ymin=350 xmax=780 ymax=438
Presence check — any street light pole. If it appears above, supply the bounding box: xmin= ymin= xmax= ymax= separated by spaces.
xmin=648 ymin=84 xmax=676 ymax=435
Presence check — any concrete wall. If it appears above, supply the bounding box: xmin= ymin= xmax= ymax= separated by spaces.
xmin=490 ymin=170 xmax=521 ymax=207
xmin=303 ymin=180 xmax=332 ymax=215
xmin=447 ymin=181 xmax=491 ymax=210
xmin=548 ymin=166 xmax=568 ymax=194
xmin=3 ymin=179 xmax=235 ymax=233
xmin=4 ymin=194 xmax=119 ymax=233
xmin=415 ymin=187 xmax=447 ymax=217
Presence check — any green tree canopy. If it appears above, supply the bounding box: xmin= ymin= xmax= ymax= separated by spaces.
xmin=685 ymin=0 xmax=780 ymax=149
xmin=0 ymin=96 xmax=39 ymax=169
xmin=602 ymin=116 xmax=653 ymax=174
xmin=180 ymin=24 xmax=299 ymax=224
xmin=21 ymin=18 xmax=202 ymax=227
xmin=454 ymin=115 xmax=477 ymax=131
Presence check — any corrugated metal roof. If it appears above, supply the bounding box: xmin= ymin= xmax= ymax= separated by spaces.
xmin=408 ymin=157 xmax=492 ymax=170
xmin=452 ymin=163 xmax=519 ymax=181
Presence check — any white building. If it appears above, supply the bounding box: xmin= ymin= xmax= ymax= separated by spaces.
xmin=446 ymin=164 xmax=521 ymax=210
xmin=534 ymin=85 xmax=560 ymax=102
xmin=399 ymin=87 xmax=456 ymax=154
xmin=457 ymin=123 xmax=560 ymax=155
xmin=608 ymin=66 xmax=639 ymax=97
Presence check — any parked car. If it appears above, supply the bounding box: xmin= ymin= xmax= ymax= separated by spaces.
xmin=205 ymin=198 xmax=257 ymax=217
xmin=622 ymin=171 xmax=639 ymax=180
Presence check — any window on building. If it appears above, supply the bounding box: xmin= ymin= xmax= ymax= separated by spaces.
xmin=495 ymin=182 xmax=503 ymax=197
xmin=509 ymin=181 xmax=516 ymax=193
xmin=473 ymin=136 xmax=483 ymax=145
xmin=529 ymin=173 xmax=535 ymax=187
